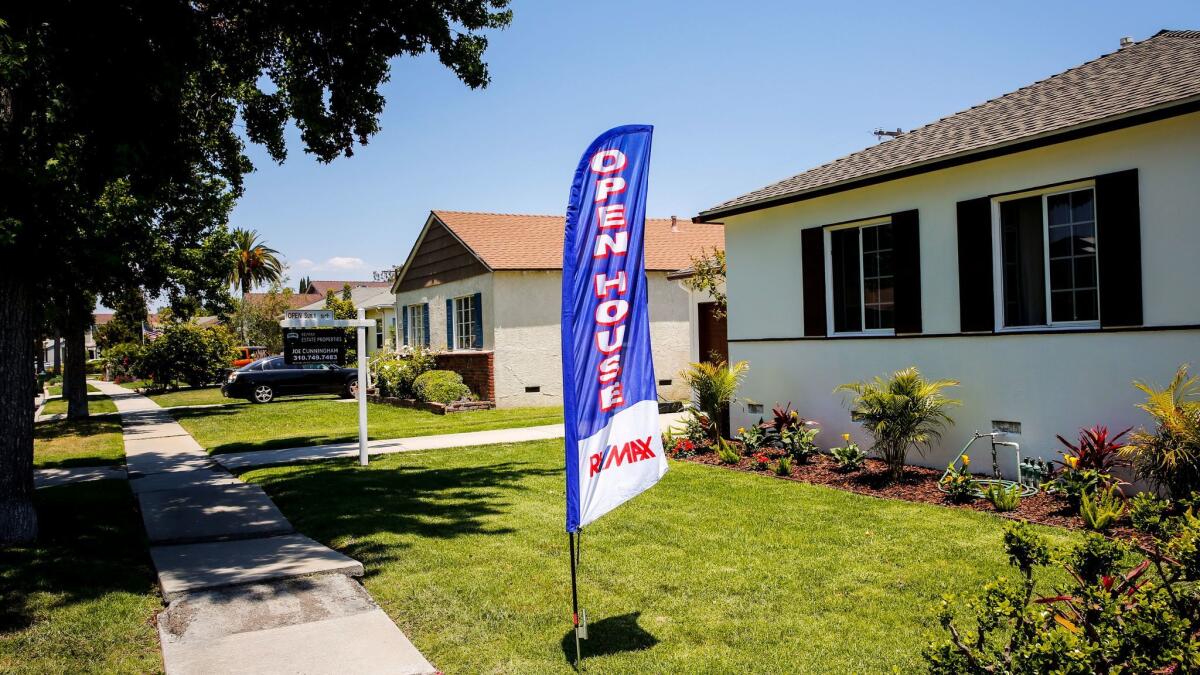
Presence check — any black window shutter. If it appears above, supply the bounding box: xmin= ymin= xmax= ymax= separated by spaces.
xmin=446 ymin=299 xmax=454 ymax=349
xmin=471 ymin=292 xmax=483 ymax=348
xmin=890 ymin=209 xmax=922 ymax=334
xmin=801 ymin=227 xmax=827 ymax=336
xmin=422 ymin=304 xmax=430 ymax=347
xmin=401 ymin=305 xmax=409 ymax=346
xmin=956 ymin=197 xmax=995 ymax=332
xmin=1094 ymin=169 xmax=1142 ymax=327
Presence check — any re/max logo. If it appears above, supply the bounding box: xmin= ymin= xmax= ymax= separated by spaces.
xmin=588 ymin=436 xmax=655 ymax=477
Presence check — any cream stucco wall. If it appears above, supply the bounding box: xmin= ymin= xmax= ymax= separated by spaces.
xmin=490 ymin=270 xmax=693 ymax=407
xmin=392 ymin=274 xmax=496 ymax=351
xmin=723 ymin=111 xmax=1200 ymax=471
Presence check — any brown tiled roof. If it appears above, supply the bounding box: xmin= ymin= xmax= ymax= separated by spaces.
xmin=430 ymin=211 xmax=725 ymax=271
xmin=242 ymin=291 xmax=324 ymax=309
xmin=700 ymin=30 xmax=1200 ymax=219
xmin=93 ymin=313 xmax=114 ymax=325
xmin=306 ymin=280 xmax=390 ymax=295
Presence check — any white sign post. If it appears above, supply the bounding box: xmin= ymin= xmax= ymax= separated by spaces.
xmin=280 ymin=311 xmax=374 ymax=466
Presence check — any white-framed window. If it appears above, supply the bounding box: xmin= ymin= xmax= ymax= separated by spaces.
xmin=991 ymin=182 xmax=1099 ymax=330
xmin=407 ymin=304 xmax=426 ymax=347
xmin=824 ymin=216 xmax=895 ymax=335
xmin=453 ymin=295 xmax=476 ymax=350
xmin=375 ymin=318 xmax=384 ymax=349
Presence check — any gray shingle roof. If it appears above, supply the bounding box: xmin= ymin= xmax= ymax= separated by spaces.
xmin=700 ymin=30 xmax=1200 ymax=220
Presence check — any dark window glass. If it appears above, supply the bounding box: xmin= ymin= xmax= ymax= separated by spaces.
xmin=1000 ymin=196 xmax=1046 ymax=326
xmin=861 ymin=223 xmax=893 ymax=330
xmin=830 ymin=228 xmax=861 ymax=333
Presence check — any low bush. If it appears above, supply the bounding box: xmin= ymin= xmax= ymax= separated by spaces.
xmin=830 ymin=433 xmax=867 ymax=471
xmin=370 ymin=348 xmax=436 ymax=398
xmin=85 ymin=358 xmax=106 ymax=375
xmin=139 ymin=323 xmax=236 ymax=390
xmin=1079 ymin=485 xmax=1125 ymax=532
xmin=716 ymin=438 xmax=739 ymax=465
xmin=926 ymin=511 xmax=1200 ymax=673
xmin=774 ymin=456 xmax=792 ymax=476
xmin=737 ymin=422 xmax=766 ymax=452
xmin=750 ymin=451 xmax=770 ymax=470
xmin=940 ymin=456 xmax=978 ymax=503
xmin=413 ymin=369 xmax=473 ymax=404
xmin=985 ymin=483 xmax=1021 ymax=512
xmin=102 ymin=342 xmax=144 ymax=381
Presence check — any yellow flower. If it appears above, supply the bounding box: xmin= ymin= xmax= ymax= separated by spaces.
xmin=961 ymin=454 xmax=971 ymax=467
xmin=738 ymin=427 xmax=745 ymax=435
xmin=1066 ymin=455 xmax=1079 ymax=469
xmin=842 ymin=433 xmax=851 ymax=442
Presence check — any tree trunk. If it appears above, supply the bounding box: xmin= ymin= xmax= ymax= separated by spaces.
xmin=63 ymin=299 xmax=89 ymax=420
xmin=0 ymin=271 xmax=38 ymax=543
xmin=52 ymin=333 xmax=61 ymax=374
xmin=34 ymin=338 xmax=44 ymax=375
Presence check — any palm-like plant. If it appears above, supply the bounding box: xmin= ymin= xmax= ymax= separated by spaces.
xmin=1120 ymin=365 xmax=1200 ymax=500
xmin=228 ymin=228 xmax=284 ymax=296
xmin=680 ymin=359 xmax=748 ymax=441
xmin=835 ymin=367 xmax=960 ymax=482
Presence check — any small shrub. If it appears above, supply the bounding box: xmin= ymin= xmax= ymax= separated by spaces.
xmin=1130 ymin=492 xmax=1173 ymax=538
xmin=682 ymin=408 xmax=715 ymax=448
xmin=1056 ymin=425 xmax=1131 ymax=474
xmin=835 ymin=367 xmax=960 ymax=482
xmin=1079 ymin=485 xmax=1125 ymax=531
xmin=738 ymin=422 xmax=766 ymax=452
xmin=774 ymin=456 xmax=792 ymax=476
xmin=370 ymin=347 xmax=436 ymax=398
xmin=940 ymin=456 xmax=978 ymax=503
xmin=103 ymin=342 xmax=145 ymax=381
xmin=830 ymin=433 xmax=867 ymax=471
xmin=1054 ymin=467 xmax=1107 ymax=513
xmin=985 ymin=482 xmax=1021 ymax=512
xmin=85 ymin=358 xmax=105 ymax=375
xmin=139 ymin=323 xmax=236 ymax=390
xmin=1120 ymin=365 xmax=1200 ymax=501
xmin=781 ymin=425 xmax=820 ymax=464
xmin=413 ymin=369 xmax=473 ymax=404
xmin=750 ymin=451 xmax=770 ymax=470
xmin=926 ymin=512 xmax=1200 ymax=673
xmin=668 ymin=438 xmax=696 ymax=459
xmin=716 ymin=438 xmax=740 ymax=465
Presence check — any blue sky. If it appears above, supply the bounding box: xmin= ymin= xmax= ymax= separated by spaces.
xmin=229 ymin=1 xmax=1198 ymax=286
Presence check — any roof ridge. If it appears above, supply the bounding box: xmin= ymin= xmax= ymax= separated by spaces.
xmin=705 ymin=28 xmax=1200 ymax=215
xmin=434 ymin=209 xmax=707 ymax=223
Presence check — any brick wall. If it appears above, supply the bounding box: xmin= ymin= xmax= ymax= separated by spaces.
xmin=435 ymin=351 xmax=495 ymax=402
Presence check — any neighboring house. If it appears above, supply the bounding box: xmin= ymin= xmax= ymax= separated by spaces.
xmin=41 ymin=312 xmax=162 ymax=366
xmin=391 ymin=210 xmax=724 ymax=407
xmin=667 ymin=266 xmax=727 ymax=366
xmin=298 ymin=285 xmax=397 ymax=356
xmin=696 ymin=30 xmax=1200 ymax=473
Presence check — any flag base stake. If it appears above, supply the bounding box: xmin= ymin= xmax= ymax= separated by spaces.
xmin=570 ymin=530 xmax=585 ymax=672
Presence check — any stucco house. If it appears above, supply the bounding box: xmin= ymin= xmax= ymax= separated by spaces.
xmin=391 ymin=210 xmax=724 ymax=407
xmin=696 ymin=30 xmax=1200 ymax=473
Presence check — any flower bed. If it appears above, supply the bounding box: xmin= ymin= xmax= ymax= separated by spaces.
xmin=674 ymin=447 xmax=1145 ymax=542
xmin=367 ymin=394 xmax=495 ymax=415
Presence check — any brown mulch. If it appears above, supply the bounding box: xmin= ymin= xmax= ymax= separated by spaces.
xmin=680 ymin=450 xmax=1146 ymax=543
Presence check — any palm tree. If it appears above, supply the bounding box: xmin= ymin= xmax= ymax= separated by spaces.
xmin=680 ymin=359 xmax=749 ymax=441
xmin=835 ymin=367 xmax=960 ymax=482
xmin=228 ymin=228 xmax=284 ymax=296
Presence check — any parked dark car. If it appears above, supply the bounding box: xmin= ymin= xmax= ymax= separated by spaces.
xmin=222 ymin=356 xmax=360 ymax=403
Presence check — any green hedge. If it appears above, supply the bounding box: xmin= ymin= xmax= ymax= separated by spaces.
xmin=413 ymin=369 xmax=473 ymax=405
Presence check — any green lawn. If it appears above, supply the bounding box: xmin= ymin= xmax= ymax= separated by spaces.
xmin=34 ymin=418 xmax=125 ymax=469
xmin=45 ymin=383 xmax=100 ymax=396
xmin=174 ymin=398 xmax=564 ymax=454
xmin=119 ymin=381 xmax=238 ymax=408
xmin=242 ymin=440 xmax=1081 ymax=673
xmin=41 ymin=394 xmax=117 ymax=416
xmin=0 ymin=481 xmax=163 ymax=674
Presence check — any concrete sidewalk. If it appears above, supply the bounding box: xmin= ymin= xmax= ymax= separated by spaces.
xmin=90 ymin=379 xmax=436 ymax=675
xmin=217 ymin=410 xmax=687 ymax=470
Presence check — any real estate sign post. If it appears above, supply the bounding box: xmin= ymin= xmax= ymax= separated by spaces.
xmin=560 ymin=124 xmax=666 ymax=669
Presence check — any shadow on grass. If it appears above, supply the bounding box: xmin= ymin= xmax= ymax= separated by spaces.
xmin=0 ymin=481 xmax=157 ymax=634
xmin=33 ymin=418 xmax=125 ymax=469
xmin=169 ymin=397 xmax=348 ymax=455
xmin=250 ymin=459 xmax=558 ymax=579
xmin=559 ymin=612 xmax=658 ymax=663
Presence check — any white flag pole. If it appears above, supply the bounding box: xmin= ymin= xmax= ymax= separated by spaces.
xmin=357 ymin=307 xmax=369 ymax=466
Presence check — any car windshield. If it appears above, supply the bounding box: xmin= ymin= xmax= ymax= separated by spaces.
xmin=239 ymin=356 xmax=276 ymax=372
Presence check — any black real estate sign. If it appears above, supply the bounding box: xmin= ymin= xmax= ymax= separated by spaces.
xmin=283 ymin=329 xmax=346 ymax=365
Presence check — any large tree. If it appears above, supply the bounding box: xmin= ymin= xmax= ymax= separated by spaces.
xmin=0 ymin=1 xmax=512 ymax=542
